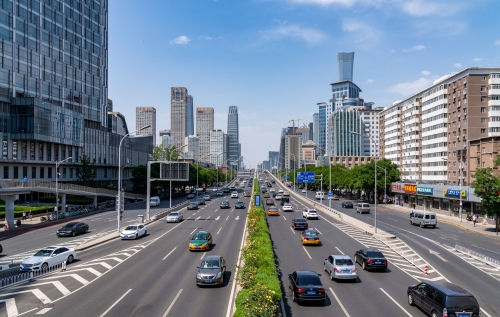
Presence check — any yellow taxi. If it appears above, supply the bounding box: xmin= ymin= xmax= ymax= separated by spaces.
xmin=263 ymin=192 xmax=270 ymax=198
xmin=243 ymin=191 xmax=251 ymax=197
xmin=301 ymin=229 xmax=321 ymax=245
xmin=333 ymin=195 xmax=339 ymax=201
xmin=267 ymin=206 xmax=279 ymax=216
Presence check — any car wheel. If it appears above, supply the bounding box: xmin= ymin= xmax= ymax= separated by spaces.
xmin=410 ymin=220 xmax=413 ymax=225
xmin=430 ymin=311 xmax=438 ymax=317
xmin=72 ymin=232 xmax=76 ymax=237
xmin=41 ymin=263 xmax=49 ymax=270
xmin=67 ymin=255 xmax=74 ymax=264
xmin=420 ymin=222 xmax=424 ymax=228
xmin=362 ymin=261 xmax=367 ymax=270
xmin=330 ymin=271 xmax=334 ymax=280
xmin=85 ymin=228 xmax=89 ymax=233
xmin=432 ymin=225 xmax=436 ymax=229
xmin=408 ymin=293 xmax=415 ymax=306
xmin=144 ymin=230 xmax=147 ymax=237
xmin=292 ymin=291 xmax=296 ymax=302
xmin=135 ymin=234 xmax=138 ymax=240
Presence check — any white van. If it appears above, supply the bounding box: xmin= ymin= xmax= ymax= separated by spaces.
xmin=356 ymin=203 xmax=371 ymax=214
xmin=315 ymin=192 xmax=325 ymax=200
xmin=150 ymin=196 xmax=161 ymax=207
xmin=410 ymin=211 xmax=437 ymax=228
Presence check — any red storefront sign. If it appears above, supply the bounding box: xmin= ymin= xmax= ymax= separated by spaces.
xmin=404 ymin=184 xmax=417 ymax=194
xmin=392 ymin=183 xmax=405 ymax=193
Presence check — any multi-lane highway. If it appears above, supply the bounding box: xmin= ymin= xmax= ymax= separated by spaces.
xmin=0 ymin=179 xmax=251 ymax=316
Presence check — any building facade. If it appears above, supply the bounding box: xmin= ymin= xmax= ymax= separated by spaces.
xmin=284 ymin=133 xmax=302 ymax=170
xmin=269 ymin=151 xmax=279 ymax=171
xmin=136 ymin=106 xmax=156 ymax=145
xmin=210 ymin=129 xmax=227 ymax=166
xmin=227 ymin=106 xmax=239 ymax=168
xmin=196 ymin=107 xmax=214 ymax=162
xmin=337 ymin=52 xmax=355 ymax=82
xmin=186 ymin=95 xmax=194 ymax=137
xmin=183 ymin=135 xmax=199 ymax=160
xmin=170 ymin=87 xmax=187 ymax=148
xmin=161 ymin=135 xmax=174 ymax=148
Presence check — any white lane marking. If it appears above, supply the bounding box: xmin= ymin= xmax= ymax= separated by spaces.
xmin=162 ymin=247 xmax=177 ymax=260
xmin=206 ymin=216 xmax=211 ymax=221
xmin=215 ymin=216 xmax=220 ymax=220
xmin=36 ymin=307 xmax=52 ymax=315
xmin=43 ymin=274 xmax=89 ymax=285
xmin=329 ymin=288 xmax=351 ymax=317
xmin=0 ymin=298 xmax=18 ymax=317
xmin=190 ymin=227 xmax=198 ymax=235
xmin=282 ymin=216 xmax=286 ymax=220
xmin=226 ymin=216 xmax=229 ymax=220
xmin=13 ymin=281 xmax=70 ymax=296
xmin=335 ymin=247 xmax=345 ymax=255
xmin=302 ymin=246 xmax=312 ymax=260
xmin=201 ymin=252 xmax=206 ymax=260
xmin=163 ymin=289 xmax=183 ymax=317
xmin=315 ymin=228 xmax=323 ymax=235
xmin=379 ymin=288 xmax=413 ymax=317
xmin=235 ymin=216 xmax=240 ymax=220
xmin=289 ymin=227 xmax=296 ymax=235
xmin=217 ymin=227 xmax=222 ymax=235
xmin=215 ymin=209 xmax=218 ymax=212
xmin=195 ymin=216 xmax=200 ymax=221
xmin=99 ymin=289 xmax=132 ymax=317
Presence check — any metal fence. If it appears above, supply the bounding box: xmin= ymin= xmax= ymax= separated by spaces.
xmin=0 ymin=260 xmax=67 ymax=290
xmin=455 ymin=244 xmax=500 ymax=268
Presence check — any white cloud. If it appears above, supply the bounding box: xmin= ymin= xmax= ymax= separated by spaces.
xmin=403 ymin=45 xmax=425 ymax=52
xmin=367 ymin=79 xmax=374 ymax=84
xmin=495 ymin=40 xmax=500 ymax=46
xmin=401 ymin=0 xmax=464 ymax=17
xmin=387 ymin=77 xmax=432 ymax=96
xmin=271 ymin=19 xmax=288 ymax=25
xmin=342 ymin=20 xmax=381 ymax=46
xmin=286 ymin=0 xmax=358 ymax=6
xmin=421 ymin=70 xmax=431 ymax=76
xmin=390 ymin=49 xmax=396 ymax=53
xmin=260 ymin=25 xmax=325 ymax=45
xmin=198 ymin=36 xmax=213 ymax=41
xmin=170 ymin=35 xmax=191 ymax=45
xmin=473 ymin=57 xmax=482 ymax=63
xmin=453 ymin=63 xmax=462 ymax=68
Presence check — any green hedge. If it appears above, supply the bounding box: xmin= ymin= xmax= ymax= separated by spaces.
xmin=38 ymin=195 xmax=109 ymax=205
xmin=0 ymin=205 xmax=56 ymax=218
xmin=234 ymin=178 xmax=282 ymax=317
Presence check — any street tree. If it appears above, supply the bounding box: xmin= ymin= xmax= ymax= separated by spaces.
xmin=470 ymin=167 xmax=500 ymax=234
xmin=75 ymin=155 xmax=96 ymax=186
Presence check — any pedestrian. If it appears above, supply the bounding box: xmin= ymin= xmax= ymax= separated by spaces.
xmin=472 ymin=214 xmax=478 ymax=227
xmin=22 ymin=211 xmax=26 ymax=220
xmin=16 ymin=219 xmax=21 ymax=227
xmin=29 ymin=210 xmax=33 ymax=221
xmin=410 ymin=209 xmax=414 ymax=218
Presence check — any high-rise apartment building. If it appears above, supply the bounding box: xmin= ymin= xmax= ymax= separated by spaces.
xmin=318 ymin=103 xmax=328 ymax=156
xmin=227 ymin=106 xmax=239 ymax=168
xmin=313 ymin=113 xmax=319 ymax=148
xmin=162 ymin=135 xmax=174 ymax=148
xmin=337 ymin=52 xmax=355 ymax=82
xmin=284 ymin=133 xmax=302 ymax=170
xmin=210 ymin=129 xmax=227 ymax=166
xmin=196 ymin=107 xmax=214 ymax=162
xmin=171 ymin=87 xmax=188 ymax=148
xmin=308 ymin=122 xmax=314 ymax=141
xmin=269 ymin=151 xmax=279 ymax=171
xmin=183 ymin=135 xmax=199 ymax=160
xmin=186 ymin=95 xmax=194 ymax=137
xmin=136 ymin=107 xmax=156 ymax=145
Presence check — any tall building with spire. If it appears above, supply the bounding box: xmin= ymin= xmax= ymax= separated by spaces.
xmin=227 ymin=106 xmax=239 ymax=168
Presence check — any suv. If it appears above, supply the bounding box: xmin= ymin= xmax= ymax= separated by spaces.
xmin=407 ymin=281 xmax=480 ymax=317
xmin=302 ymin=208 xmax=319 ymax=219
xmin=356 ymin=203 xmax=371 ymax=214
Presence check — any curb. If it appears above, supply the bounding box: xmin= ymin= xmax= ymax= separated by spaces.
xmin=75 ymin=233 xmax=121 ymax=251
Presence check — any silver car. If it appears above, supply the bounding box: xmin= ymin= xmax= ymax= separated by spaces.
xmin=166 ymin=211 xmax=183 ymax=223
xmin=196 ymin=255 xmax=226 ymax=286
xmin=324 ymin=255 xmax=358 ymax=281
xmin=203 ymin=194 xmax=211 ymax=201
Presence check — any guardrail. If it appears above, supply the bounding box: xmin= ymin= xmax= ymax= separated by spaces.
xmin=0 ymin=260 xmax=67 ymax=290
xmin=455 ymin=244 xmax=500 ymax=268
xmin=153 ymin=201 xmax=191 ymax=221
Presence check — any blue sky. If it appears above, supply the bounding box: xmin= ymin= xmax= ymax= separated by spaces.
xmin=109 ymin=0 xmax=500 ymax=168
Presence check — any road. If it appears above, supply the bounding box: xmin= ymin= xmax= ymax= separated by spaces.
xmin=276 ymin=179 xmax=500 ymax=316
xmin=0 ymin=180 xmax=252 ymax=316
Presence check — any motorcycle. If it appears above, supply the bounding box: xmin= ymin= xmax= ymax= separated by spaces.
xmin=466 ymin=214 xmax=473 ymax=221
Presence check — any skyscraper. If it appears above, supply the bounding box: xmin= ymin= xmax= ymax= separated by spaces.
xmin=186 ymin=95 xmax=194 ymax=137
xmin=171 ymin=87 xmax=188 ymax=148
xmin=337 ymin=52 xmax=355 ymax=82
xmin=210 ymin=129 xmax=226 ymax=166
xmin=196 ymin=107 xmax=214 ymax=162
xmin=136 ymin=107 xmax=156 ymax=145
xmin=227 ymin=106 xmax=239 ymax=168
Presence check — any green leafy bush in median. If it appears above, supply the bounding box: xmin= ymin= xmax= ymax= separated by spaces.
xmin=234 ymin=178 xmax=282 ymax=317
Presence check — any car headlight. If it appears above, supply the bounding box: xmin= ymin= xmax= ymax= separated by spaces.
xmin=33 ymin=262 xmax=42 ymax=266
xmin=197 ymin=273 xmax=201 ymax=279
xmin=201 ymin=243 xmax=208 ymax=247
xmin=216 ymin=272 xmax=222 ymax=278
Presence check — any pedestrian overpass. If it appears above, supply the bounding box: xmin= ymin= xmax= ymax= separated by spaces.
xmin=0 ymin=179 xmax=146 ymax=228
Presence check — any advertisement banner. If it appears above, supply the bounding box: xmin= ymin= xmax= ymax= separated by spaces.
xmin=404 ymin=184 xmax=417 ymax=194
xmin=416 ymin=187 xmax=434 ymax=195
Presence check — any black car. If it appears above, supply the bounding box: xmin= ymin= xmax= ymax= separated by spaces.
xmin=407 ymin=281 xmax=480 ymax=317
xmin=56 ymin=222 xmax=89 ymax=237
xmin=188 ymin=202 xmax=199 ymax=210
xmin=292 ymin=218 xmax=308 ymax=230
xmin=341 ymin=201 xmax=353 ymax=208
xmin=288 ymin=271 xmax=326 ymax=304
xmin=187 ymin=193 xmax=195 ymax=199
xmin=235 ymin=201 xmax=245 ymax=209
xmin=196 ymin=198 xmax=206 ymax=205
xmin=220 ymin=200 xmax=230 ymax=209
xmin=271 ymin=180 xmax=275 ymax=183
xmin=230 ymin=186 xmax=236 ymax=191
xmin=223 ymin=188 xmax=230 ymax=193
xmin=266 ymin=198 xmax=274 ymax=206
xmin=280 ymin=197 xmax=290 ymax=206
xmin=354 ymin=248 xmax=388 ymax=271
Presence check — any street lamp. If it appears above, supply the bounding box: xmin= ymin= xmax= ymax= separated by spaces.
xmin=312 ymin=143 xmax=331 ymax=208
xmin=378 ymin=166 xmax=387 ymax=205
xmin=55 ymin=156 xmax=72 ymax=220
xmin=169 ymin=144 xmax=188 ymax=209
xmin=196 ymin=154 xmax=211 ymax=198
xmin=118 ymin=124 xmax=150 ymax=232
xmin=441 ymin=157 xmax=463 ymax=222
xmin=350 ymin=131 xmax=378 ymax=234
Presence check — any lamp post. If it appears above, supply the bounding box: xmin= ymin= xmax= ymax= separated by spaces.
xmin=169 ymin=144 xmax=188 ymax=209
xmin=441 ymin=157 xmax=463 ymax=222
xmin=197 ymin=154 xmax=211 ymax=198
xmin=312 ymin=143 xmax=331 ymax=208
xmin=118 ymin=124 xmax=150 ymax=232
xmin=378 ymin=166 xmax=387 ymax=205
xmin=55 ymin=156 xmax=72 ymax=220
xmin=350 ymin=131 xmax=378 ymax=234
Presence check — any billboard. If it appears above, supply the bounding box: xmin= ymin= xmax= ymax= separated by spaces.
xmin=160 ymin=162 xmax=189 ymax=181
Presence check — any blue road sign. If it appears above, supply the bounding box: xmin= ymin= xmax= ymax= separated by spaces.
xmin=254 ymin=194 xmax=261 ymax=207
xmin=286 ymin=175 xmax=290 ymax=179
xmin=297 ymin=172 xmax=315 ymax=183
xmin=328 ymin=192 xmax=333 ymax=197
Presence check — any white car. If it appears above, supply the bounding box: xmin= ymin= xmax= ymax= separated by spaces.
xmin=303 ymin=208 xmax=319 ymax=219
xmin=275 ymin=195 xmax=282 ymax=200
xmin=302 ymin=189 xmax=306 ymax=193
xmin=120 ymin=224 xmax=147 ymax=239
xmin=278 ymin=189 xmax=284 ymax=193
xmin=282 ymin=203 xmax=293 ymax=212
xmin=203 ymin=194 xmax=211 ymax=201
xmin=269 ymin=188 xmax=275 ymax=193
xmin=231 ymin=191 xmax=239 ymax=198
xmin=166 ymin=211 xmax=183 ymax=223
xmin=20 ymin=246 xmax=77 ymax=271
xmin=324 ymin=255 xmax=357 ymax=280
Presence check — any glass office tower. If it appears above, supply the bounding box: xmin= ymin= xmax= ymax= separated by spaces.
xmin=227 ymin=105 xmax=239 ymax=168
xmin=337 ymin=52 xmax=354 ymax=82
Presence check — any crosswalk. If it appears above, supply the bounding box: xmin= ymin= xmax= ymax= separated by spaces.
xmin=0 ymin=240 xmax=153 ymax=316
xmin=440 ymin=244 xmax=500 ymax=282
xmin=333 ymin=223 xmax=447 ymax=282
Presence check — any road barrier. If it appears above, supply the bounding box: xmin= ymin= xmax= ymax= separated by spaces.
xmin=455 ymin=244 xmax=500 ymax=268
xmin=0 ymin=260 xmax=67 ymax=290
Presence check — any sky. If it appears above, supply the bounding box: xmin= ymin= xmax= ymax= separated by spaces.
xmin=109 ymin=0 xmax=500 ymax=168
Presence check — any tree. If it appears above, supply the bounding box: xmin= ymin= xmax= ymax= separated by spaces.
xmin=130 ymin=165 xmax=147 ymax=195
xmin=470 ymin=168 xmax=500 ymax=234
xmin=75 ymin=155 xmax=96 ymax=186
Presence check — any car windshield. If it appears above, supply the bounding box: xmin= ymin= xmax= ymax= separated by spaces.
xmin=125 ymin=226 xmax=137 ymax=230
xmin=335 ymin=259 xmax=354 ymax=266
xmin=200 ymin=260 xmax=220 ymax=269
xmin=193 ymin=234 xmax=208 ymax=240
xmin=297 ymin=275 xmax=321 ymax=286
xmin=63 ymin=223 xmax=77 ymax=228
xmin=447 ymin=297 xmax=479 ymax=310
xmin=366 ymin=251 xmax=384 ymax=258
xmin=308 ymin=210 xmax=317 ymax=213
xmin=169 ymin=213 xmax=179 ymax=216
xmin=304 ymin=231 xmax=318 ymax=237
xmin=34 ymin=249 xmax=53 ymax=257
xmin=295 ymin=218 xmax=306 ymax=222
xmin=190 ymin=202 xmax=197 ymax=205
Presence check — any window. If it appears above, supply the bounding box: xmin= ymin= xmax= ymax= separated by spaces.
xmin=48 ymin=167 xmax=52 ymax=179
xmin=481 ymin=107 xmax=486 ymax=113
xmin=3 ymin=166 xmax=8 ymax=178
xmin=481 ymin=118 xmax=486 ymax=123
xmin=453 ymin=171 xmax=457 ymax=177
xmin=482 ymin=147 xmax=486 ymax=153
xmin=69 ymin=168 xmax=73 ymax=178
xmin=481 ymin=86 xmax=486 ymax=92
xmin=31 ymin=166 xmax=36 ymax=179
xmin=481 ymin=128 xmax=486 ymax=134
xmin=62 ymin=168 xmax=66 ymax=178
xmin=481 ymin=76 xmax=486 ymax=81
xmin=13 ymin=166 xmax=18 ymax=178
xmin=40 ymin=167 xmax=44 ymax=179
xmin=481 ymin=96 xmax=486 ymax=102
xmin=482 ymin=162 xmax=486 ymax=168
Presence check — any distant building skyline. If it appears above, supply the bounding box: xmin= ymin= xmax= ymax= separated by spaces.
xmin=170 ymin=87 xmax=188 ymax=149
xmin=227 ymin=106 xmax=240 ymax=168
xmin=196 ymin=107 xmax=214 ymax=162
xmin=136 ymin=107 xmax=156 ymax=145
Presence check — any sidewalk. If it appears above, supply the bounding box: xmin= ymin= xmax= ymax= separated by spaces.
xmin=383 ymin=203 xmax=499 ymax=237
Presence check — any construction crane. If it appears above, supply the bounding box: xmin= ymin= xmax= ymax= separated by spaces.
xmin=289 ymin=118 xmax=305 ymax=133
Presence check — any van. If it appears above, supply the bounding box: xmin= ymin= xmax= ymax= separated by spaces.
xmin=407 ymin=281 xmax=480 ymax=317
xmin=280 ymin=197 xmax=290 ymax=206
xmin=356 ymin=203 xmax=371 ymax=214
xmin=283 ymin=191 xmax=290 ymax=197
xmin=410 ymin=211 xmax=437 ymax=228
xmin=315 ymin=192 xmax=325 ymax=200
xmin=150 ymin=196 xmax=160 ymax=207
